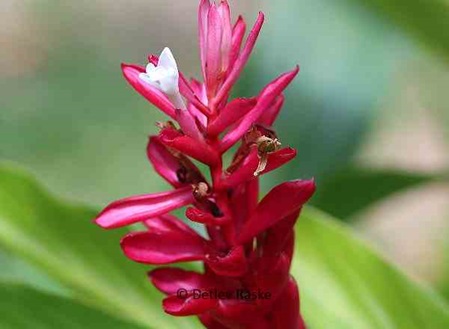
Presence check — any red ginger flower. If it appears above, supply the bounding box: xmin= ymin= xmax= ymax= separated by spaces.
xmin=95 ymin=1 xmax=315 ymax=328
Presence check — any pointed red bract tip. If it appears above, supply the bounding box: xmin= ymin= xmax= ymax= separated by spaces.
xmin=186 ymin=207 xmax=216 ymax=224
xmin=159 ymin=128 xmax=220 ymax=166
xmin=121 ymin=63 xmax=177 ymax=119
xmin=163 ymin=294 xmax=217 ymax=316
xmin=213 ymin=11 xmax=265 ymax=106
xmin=220 ymin=66 xmax=300 ymax=152
xmin=205 ymin=246 xmax=248 ymax=277
xmin=237 ymin=179 xmax=316 ymax=244
xmin=121 ymin=230 xmax=207 ymax=265
xmin=148 ymin=267 xmax=209 ymax=296
xmin=94 ymin=187 xmax=194 ymax=229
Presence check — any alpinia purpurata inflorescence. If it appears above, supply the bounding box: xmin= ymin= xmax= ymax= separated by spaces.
xmin=95 ymin=1 xmax=315 ymax=328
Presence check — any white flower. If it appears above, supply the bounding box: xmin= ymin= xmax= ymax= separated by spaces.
xmin=140 ymin=47 xmax=185 ymax=109
xmin=140 ymin=47 xmax=180 ymax=95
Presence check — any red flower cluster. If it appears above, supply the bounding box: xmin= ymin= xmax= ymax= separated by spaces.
xmin=95 ymin=1 xmax=315 ymax=328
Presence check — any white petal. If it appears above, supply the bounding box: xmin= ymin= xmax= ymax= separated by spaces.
xmin=149 ymin=66 xmax=169 ymax=81
xmin=139 ymin=47 xmax=181 ymax=96
xmin=139 ymin=73 xmax=152 ymax=84
xmin=158 ymin=47 xmax=178 ymax=71
xmin=159 ymin=75 xmax=177 ymax=94
xmin=145 ymin=62 xmax=156 ymax=73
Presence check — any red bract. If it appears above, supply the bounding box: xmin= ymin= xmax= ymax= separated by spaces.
xmin=95 ymin=1 xmax=315 ymax=328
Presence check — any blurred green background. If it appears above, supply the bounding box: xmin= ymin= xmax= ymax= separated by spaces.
xmin=1 ymin=0 xmax=449 ymax=327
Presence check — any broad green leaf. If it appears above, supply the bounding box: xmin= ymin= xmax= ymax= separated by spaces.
xmin=294 ymin=207 xmax=449 ymax=329
xmin=0 ymin=164 xmax=198 ymax=329
xmin=437 ymin=238 xmax=449 ymax=302
xmin=311 ymin=167 xmax=435 ymax=219
xmin=2 ymin=163 xmax=448 ymax=329
xmin=0 ymin=283 xmax=146 ymax=329
xmin=0 ymin=249 xmax=68 ymax=296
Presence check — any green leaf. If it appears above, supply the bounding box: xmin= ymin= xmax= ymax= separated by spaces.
xmin=0 ymin=283 xmax=146 ymax=329
xmin=1 ymin=163 xmax=448 ymax=329
xmin=294 ymin=207 xmax=449 ymax=329
xmin=311 ymin=167 xmax=435 ymax=219
xmin=0 ymin=163 xmax=198 ymax=329
xmin=436 ymin=237 xmax=449 ymax=302
xmin=350 ymin=0 xmax=449 ymax=62
xmin=0 ymin=249 xmax=68 ymax=296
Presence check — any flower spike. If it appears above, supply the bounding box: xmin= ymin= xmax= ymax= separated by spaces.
xmin=96 ymin=1 xmax=314 ymax=328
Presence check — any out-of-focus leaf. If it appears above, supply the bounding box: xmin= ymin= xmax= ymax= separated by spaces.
xmin=441 ymin=282 xmax=449 ymax=303
xmin=2 ymin=163 xmax=448 ymax=329
xmin=239 ymin=0 xmax=402 ymax=186
xmin=0 ymin=17 xmax=168 ymax=206
xmin=351 ymin=0 xmax=449 ymax=61
xmin=412 ymin=58 xmax=449 ymax=140
xmin=0 ymin=250 xmax=68 ymax=296
xmin=294 ymin=207 xmax=449 ymax=329
xmin=0 ymin=163 xmax=199 ymax=329
xmin=0 ymin=283 xmax=146 ymax=329
xmin=437 ymin=237 xmax=449 ymax=302
xmin=311 ymin=167 xmax=436 ymax=219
